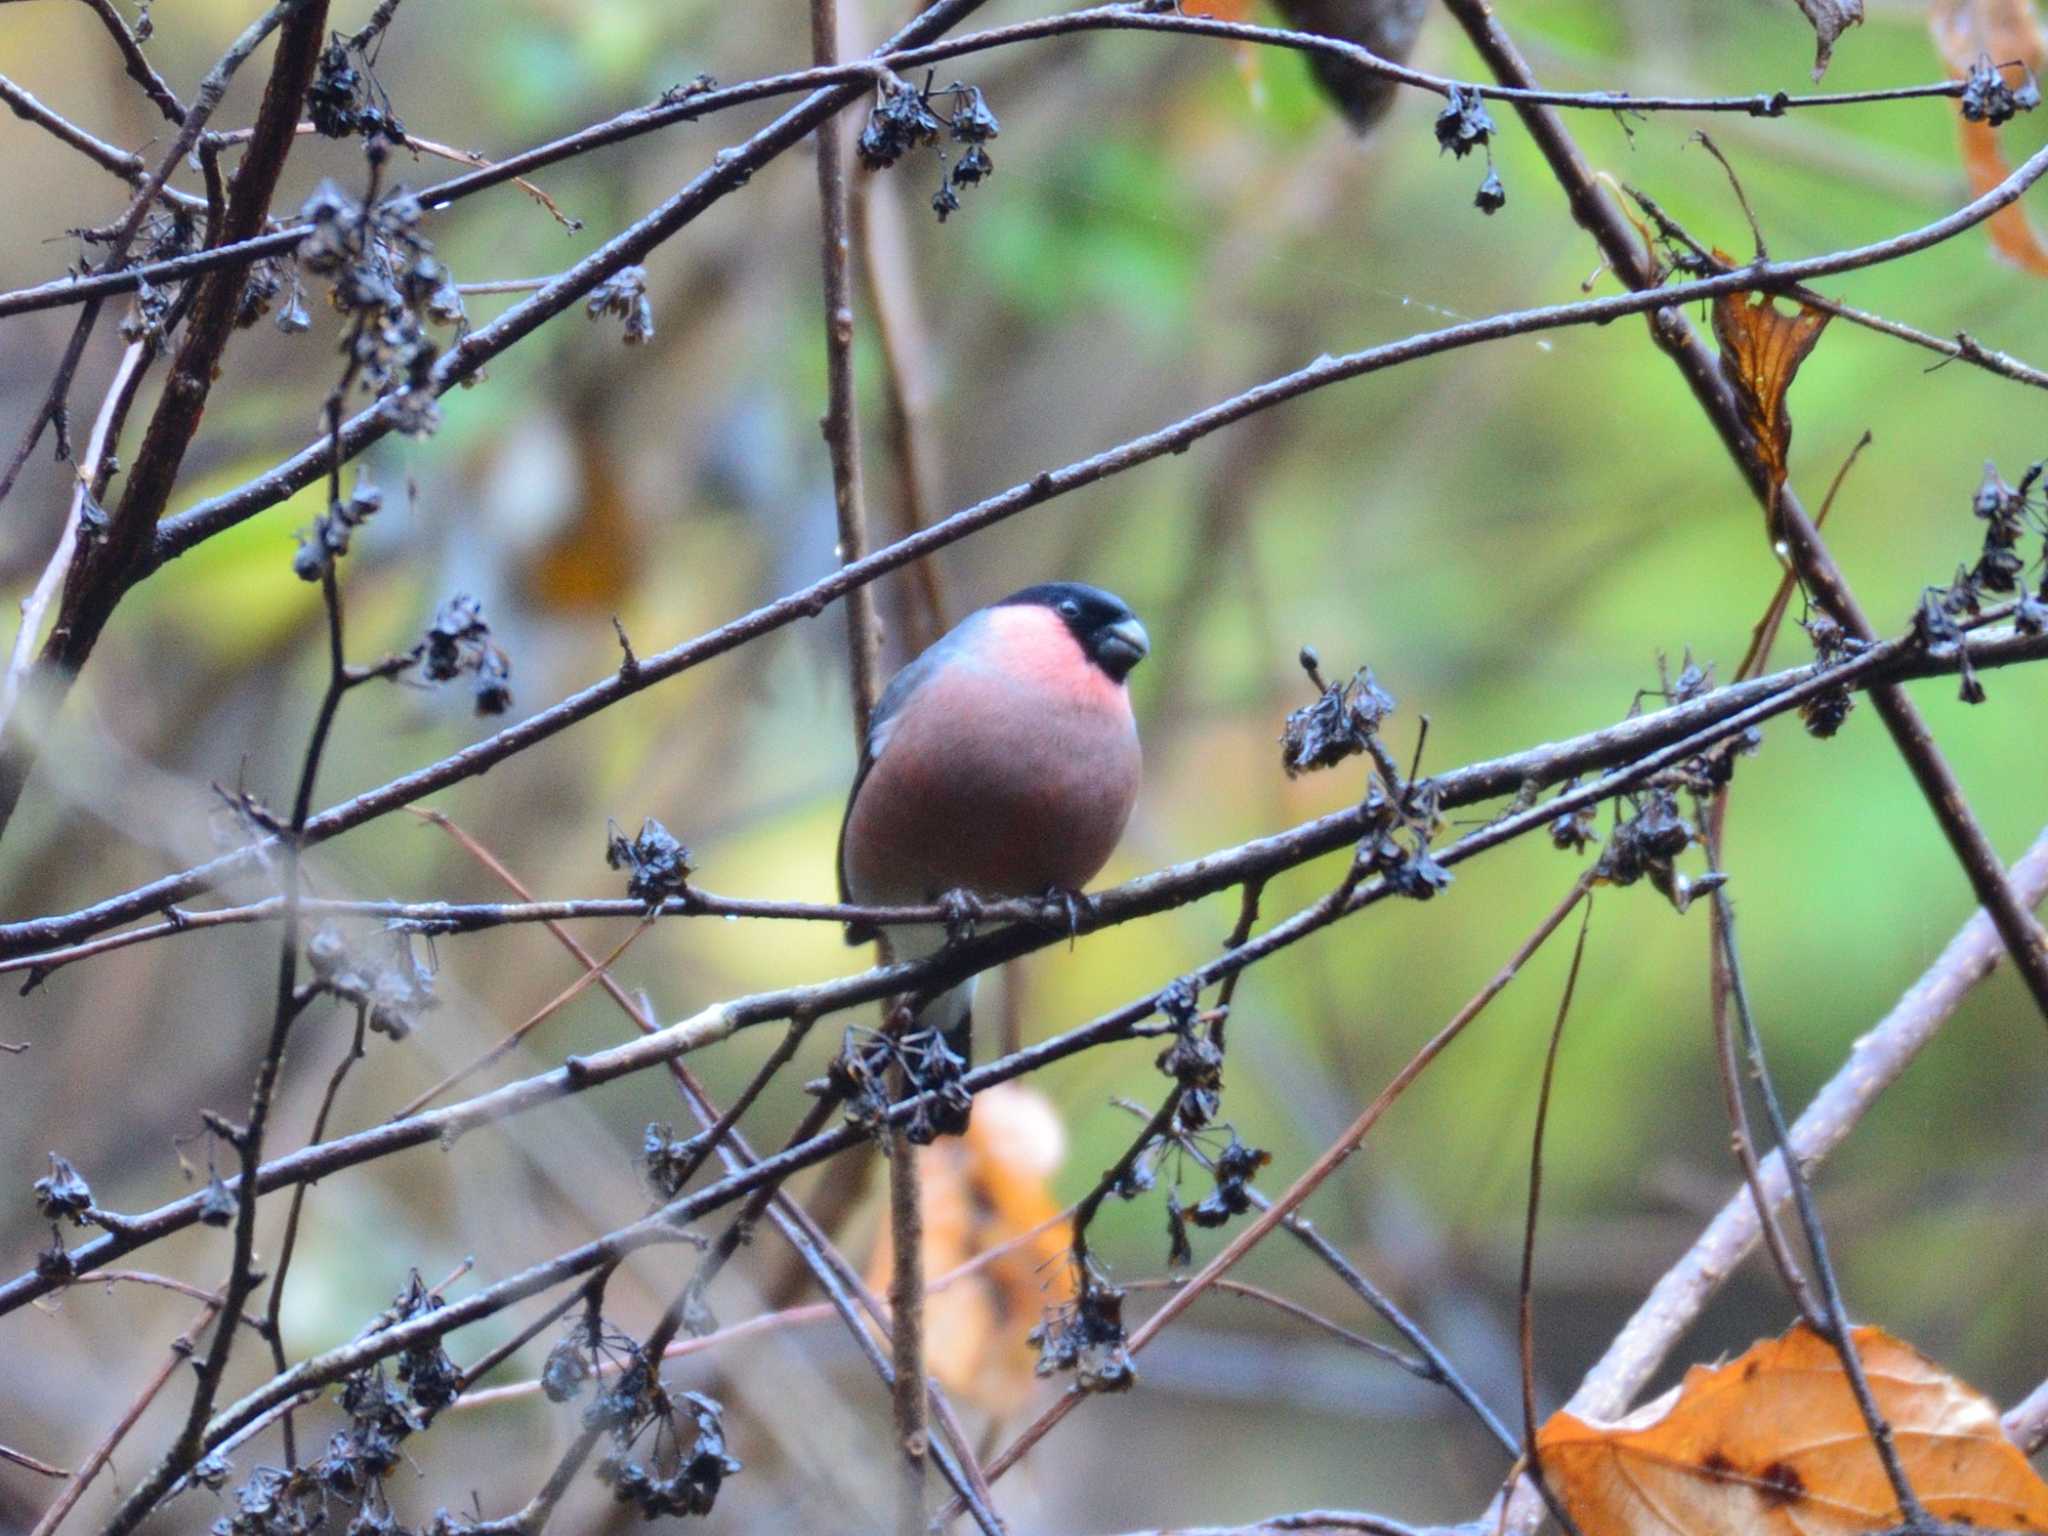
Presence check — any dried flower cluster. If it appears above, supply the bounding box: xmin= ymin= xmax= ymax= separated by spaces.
xmin=858 ymin=76 xmax=1002 ymax=222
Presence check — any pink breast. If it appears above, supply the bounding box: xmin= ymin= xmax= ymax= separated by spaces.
xmin=843 ymin=619 xmax=1141 ymax=904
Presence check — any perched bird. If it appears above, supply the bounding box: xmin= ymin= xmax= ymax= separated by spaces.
xmin=1271 ymin=0 xmax=1429 ymax=133
xmin=838 ymin=582 xmax=1149 ymax=1063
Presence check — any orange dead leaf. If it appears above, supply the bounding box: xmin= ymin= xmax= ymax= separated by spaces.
xmin=1189 ymin=0 xmax=1254 ymax=17
xmin=1930 ymin=0 xmax=2048 ymax=275
xmin=1538 ymin=1323 xmax=2048 ymax=1536
xmin=1958 ymin=116 xmax=2048 ymax=275
xmin=1929 ymin=0 xmax=2046 ymax=75
xmin=867 ymin=1084 xmax=1074 ymax=1415
xmin=1710 ymin=265 xmax=1831 ymax=522
xmin=519 ymin=417 xmax=639 ymax=613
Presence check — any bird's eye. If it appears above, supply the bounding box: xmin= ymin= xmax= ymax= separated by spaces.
xmin=1057 ymin=599 xmax=1080 ymax=619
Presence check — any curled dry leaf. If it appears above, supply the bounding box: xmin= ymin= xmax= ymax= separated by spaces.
xmin=1538 ymin=1323 xmax=2048 ymax=1536
xmin=1710 ymin=265 xmax=1832 ymax=528
xmin=866 ymin=1083 xmax=1074 ymax=1415
xmin=1930 ymin=0 xmax=2048 ymax=275
xmin=1792 ymin=0 xmax=1865 ymax=78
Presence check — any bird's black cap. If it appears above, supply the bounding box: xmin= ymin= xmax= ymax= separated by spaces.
xmin=997 ymin=583 xmax=1150 ymax=681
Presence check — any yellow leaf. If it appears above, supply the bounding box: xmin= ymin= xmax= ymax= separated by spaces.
xmin=1539 ymin=1323 xmax=2048 ymax=1536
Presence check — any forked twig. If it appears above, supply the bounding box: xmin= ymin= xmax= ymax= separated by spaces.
xmin=953 ymin=870 xmax=1596 ymax=1509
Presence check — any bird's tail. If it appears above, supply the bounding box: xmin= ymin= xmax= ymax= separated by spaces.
xmin=886 ymin=922 xmax=977 ymax=1071
xmin=924 ymin=975 xmax=976 ymax=1071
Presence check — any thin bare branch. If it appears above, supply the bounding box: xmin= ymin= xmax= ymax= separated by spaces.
xmin=27 ymin=1300 xmax=222 ymax=1536
xmin=4 ymin=616 xmax=2040 ymax=978
xmin=960 ymin=870 xmax=1596 ymax=1505
xmin=1538 ymin=826 xmax=2048 ymax=1526
xmin=77 ymin=0 xmax=186 ymax=124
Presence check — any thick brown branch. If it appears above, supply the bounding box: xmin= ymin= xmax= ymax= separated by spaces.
xmin=0 ymin=0 xmax=334 ymax=843
xmin=1440 ymin=0 xmax=2048 ymax=1024
xmin=0 ymin=0 xmax=988 ymax=838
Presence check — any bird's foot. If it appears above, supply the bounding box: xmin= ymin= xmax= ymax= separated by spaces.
xmin=1034 ymin=886 xmax=1092 ymax=946
xmin=937 ymin=888 xmax=985 ymax=945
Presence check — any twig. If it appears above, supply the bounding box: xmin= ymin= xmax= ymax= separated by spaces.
xmin=957 ymin=870 xmax=1597 ymax=1506
xmin=815 ymin=0 xmax=876 ymax=750
xmin=883 ymin=1123 xmax=932 ymax=1531
xmin=0 ymin=304 xmax=102 ymax=512
xmin=1698 ymin=496 xmax=1841 ymax=1331
xmin=2 ymin=619 xmax=2039 ymax=1329
xmin=0 ymin=1443 xmax=68 ymax=1477
xmin=849 ymin=130 xmax=949 ymax=651
xmin=1574 ymin=819 xmax=2048 ymax=1422
xmin=2004 ymin=1377 xmax=2048 ymax=1456
xmin=0 ymin=73 xmax=186 ymax=189
xmin=0 ymin=888 xmax=1076 ymax=986
xmin=27 ymin=1299 xmax=222 ymax=1536
xmin=1733 ymin=430 xmax=1866 ymax=683
xmin=206 ymin=120 xmax=582 ymax=228
xmin=1102 ymin=1516 xmax=1423 ymax=1536
xmin=77 ymin=0 xmax=186 ymax=123
xmin=1705 ymin=846 xmax=1820 ymax=1328
xmin=1239 ymin=1182 xmax=1518 ymax=1455
xmin=1515 ymin=900 xmax=1593 ymax=1536
xmin=1124 ymin=1276 xmax=1423 ymax=1362
xmin=1072 ymin=1089 xmax=1185 ymax=1269
xmin=389 ymin=918 xmax=653 ymax=1116
xmin=454 ymin=276 xmax=553 ymax=294
xmin=64 ymin=1269 xmax=225 ymax=1307
xmin=1710 ymin=886 xmax=1931 ymax=1525
xmin=260 ymin=1002 xmax=371 ymax=1464
xmin=0 ymin=339 xmax=147 ymax=737
xmin=103 ymin=113 xmax=369 ymax=1531
xmin=345 ymin=0 xmax=407 ymax=48
xmin=1625 ymin=183 xmax=2048 ymax=393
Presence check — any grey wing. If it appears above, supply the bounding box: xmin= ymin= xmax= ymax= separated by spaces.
xmin=835 ymin=639 xmax=954 ymax=937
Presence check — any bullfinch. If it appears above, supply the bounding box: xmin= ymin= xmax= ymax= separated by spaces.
xmin=837 ymin=582 xmax=1149 ymax=1063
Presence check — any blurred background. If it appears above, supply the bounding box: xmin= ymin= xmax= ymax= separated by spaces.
xmin=3 ymin=0 xmax=2048 ymax=1530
